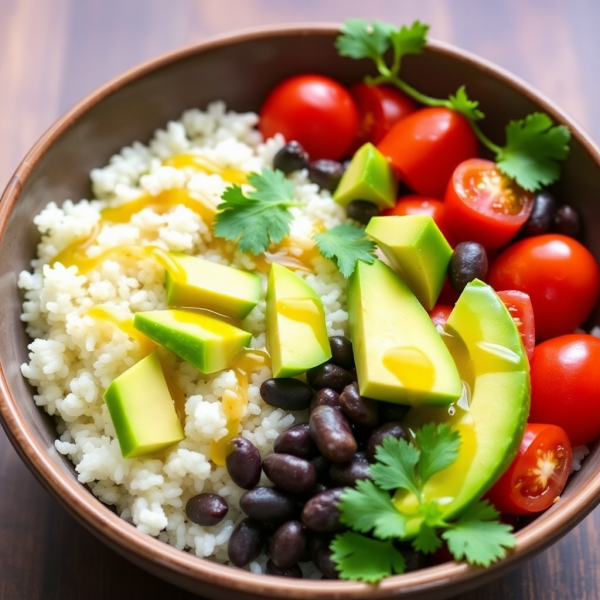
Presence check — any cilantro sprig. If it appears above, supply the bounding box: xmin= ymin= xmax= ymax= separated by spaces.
xmin=336 ymin=19 xmax=570 ymax=191
xmin=213 ymin=168 xmax=300 ymax=255
xmin=332 ymin=424 xmax=516 ymax=583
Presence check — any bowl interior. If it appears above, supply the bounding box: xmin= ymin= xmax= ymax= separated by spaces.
xmin=2 ymin=25 xmax=600 ymax=600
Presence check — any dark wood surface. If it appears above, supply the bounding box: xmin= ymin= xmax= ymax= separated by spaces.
xmin=2 ymin=1 xmax=600 ymax=598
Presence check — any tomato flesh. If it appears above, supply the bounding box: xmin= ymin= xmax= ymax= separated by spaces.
xmin=485 ymin=423 xmax=572 ymax=515
xmin=445 ymin=159 xmax=534 ymax=249
xmin=496 ymin=290 xmax=535 ymax=361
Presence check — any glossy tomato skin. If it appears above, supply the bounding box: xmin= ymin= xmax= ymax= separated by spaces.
xmin=259 ymin=74 xmax=359 ymax=161
xmin=429 ymin=305 xmax=452 ymax=329
xmin=530 ymin=334 xmax=600 ymax=446
xmin=377 ymin=107 xmax=477 ymax=199
xmin=488 ymin=234 xmax=600 ymax=341
xmin=496 ymin=290 xmax=535 ymax=361
xmin=350 ymin=83 xmax=416 ymax=147
xmin=485 ymin=423 xmax=572 ymax=515
xmin=445 ymin=159 xmax=534 ymax=249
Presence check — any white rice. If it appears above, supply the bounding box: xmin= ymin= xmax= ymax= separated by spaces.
xmin=19 ymin=102 xmax=348 ymax=570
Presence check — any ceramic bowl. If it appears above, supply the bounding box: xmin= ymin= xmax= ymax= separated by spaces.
xmin=1 ymin=24 xmax=600 ymax=600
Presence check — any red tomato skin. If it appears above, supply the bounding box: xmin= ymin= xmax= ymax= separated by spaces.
xmin=496 ymin=290 xmax=535 ymax=361
xmin=530 ymin=334 xmax=600 ymax=446
xmin=259 ymin=74 xmax=359 ymax=160
xmin=429 ymin=305 xmax=452 ymax=329
xmin=350 ymin=83 xmax=416 ymax=146
xmin=485 ymin=423 xmax=572 ymax=515
xmin=377 ymin=107 xmax=478 ymax=198
xmin=437 ymin=277 xmax=459 ymax=306
xmin=488 ymin=234 xmax=600 ymax=341
xmin=444 ymin=159 xmax=534 ymax=249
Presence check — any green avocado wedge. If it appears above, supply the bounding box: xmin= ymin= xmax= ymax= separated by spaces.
xmin=395 ymin=280 xmax=530 ymax=532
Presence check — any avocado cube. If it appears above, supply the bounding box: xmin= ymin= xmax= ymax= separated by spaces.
xmin=133 ymin=309 xmax=251 ymax=374
xmin=165 ymin=252 xmax=261 ymax=319
xmin=348 ymin=260 xmax=461 ymax=406
xmin=266 ymin=264 xmax=331 ymax=378
xmin=104 ymin=352 xmax=184 ymax=458
xmin=333 ymin=143 xmax=397 ymax=209
xmin=366 ymin=215 xmax=453 ymax=311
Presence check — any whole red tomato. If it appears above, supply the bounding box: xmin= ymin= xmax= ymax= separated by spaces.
xmin=377 ymin=107 xmax=477 ymax=198
xmin=488 ymin=234 xmax=600 ymax=341
xmin=530 ymin=334 xmax=600 ymax=446
xmin=259 ymin=74 xmax=359 ymax=161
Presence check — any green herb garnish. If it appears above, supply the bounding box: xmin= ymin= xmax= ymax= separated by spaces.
xmin=332 ymin=424 xmax=516 ymax=583
xmin=313 ymin=222 xmax=377 ymax=277
xmin=336 ymin=19 xmax=570 ymax=191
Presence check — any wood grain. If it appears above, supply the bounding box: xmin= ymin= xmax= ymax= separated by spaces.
xmin=1 ymin=1 xmax=600 ymax=598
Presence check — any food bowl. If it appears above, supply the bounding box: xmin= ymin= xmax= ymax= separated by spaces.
xmin=1 ymin=23 xmax=600 ymax=600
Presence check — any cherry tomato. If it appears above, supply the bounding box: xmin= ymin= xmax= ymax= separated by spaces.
xmin=485 ymin=423 xmax=572 ymax=515
xmin=437 ymin=277 xmax=459 ymax=306
xmin=377 ymin=107 xmax=477 ymax=198
xmin=497 ymin=290 xmax=535 ymax=361
xmin=429 ymin=305 xmax=452 ymax=329
xmin=350 ymin=83 xmax=416 ymax=147
xmin=444 ymin=159 xmax=534 ymax=249
xmin=488 ymin=234 xmax=600 ymax=341
xmin=259 ymin=74 xmax=359 ymax=161
xmin=530 ymin=334 xmax=600 ymax=445
xmin=382 ymin=195 xmax=457 ymax=246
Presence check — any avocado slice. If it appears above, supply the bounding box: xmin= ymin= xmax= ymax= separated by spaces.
xmin=266 ymin=264 xmax=331 ymax=378
xmin=104 ymin=351 xmax=184 ymax=458
xmin=165 ymin=252 xmax=261 ymax=319
xmin=333 ymin=143 xmax=397 ymax=209
xmin=396 ymin=280 xmax=530 ymax=529
xmin=133 ymin=309 xmax=251 ymax=374
xmin=347 ymin=260 xmax=461 ymax=406
xmin=366 ymin=215 xmax=453 ymax=310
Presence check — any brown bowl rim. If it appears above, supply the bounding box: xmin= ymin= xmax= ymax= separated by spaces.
xmin=2 ymin=22 xmax=600 ymax=598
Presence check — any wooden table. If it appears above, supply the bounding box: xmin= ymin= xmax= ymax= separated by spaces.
xmin=1 ymin=1 xmax=599 ymax=598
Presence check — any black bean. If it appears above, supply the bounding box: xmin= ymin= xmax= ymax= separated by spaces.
xmin=366 ymin=422 xmax=408 ymax=462
xmin=273 ymin=141 xmax=309 ymax=174
xmin=227 ymin=518 xmax=266 ymax=567
xmin=347 ymin=200 xmax=380 ymax=225
xmin=260 ymin=378 xmax=313 ymax=410
xmin=263 ymin=454 xmax=317 ymax=494
xmin=301 ymin=488 xmax=346 ymax=532
xmin=269 ymin=520 xmax=307 ymax=568
xmin=226 ymin=437 xmax=262 ymax=490
xmin=448 ymin=241 xmax=489 ymax=293
xmin=310 ymin=456 xmax=331 ymax=484
xmin=274 ymin=423 xmax=317 ymax=459
xmin=328 ymin=452 xmax=371 ymax=487
xmin=265 ymin=560 xmax=303 ymax=578
xmin=240 ymin=487 xmax=299 ymax=523
xmin=339 ymin=382 xmax=379 ymax=428
xmin=379 ymin=402 xmax=410 ymax=424
xmin=306 ymin=364 xmax=354 ymax=393
xmin=310 ymin=405 xmax=357 ymax=463
xmin=313 ymin=545 xmax=339 ymax=579
xmin=555 ymin=204 xmax=582 ymax=238
xmin=328 ymin=336 xmax=355 ymax=370
xmin=521 ymin=191 xmax=556 ymax=237
xmin=185 ymin=493 xmax=228 ymax=526
xmin=310 ymin=388 xmax=341 ymax=412
xmin=308 ymin=159 xmax=345 ymax=192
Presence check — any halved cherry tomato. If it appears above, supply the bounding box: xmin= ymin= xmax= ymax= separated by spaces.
xmin=485 ymin=423 xmax=572 ymax=515
xmin=530 ymin=334 xmax=600 ymax=446
xmin=259 ymin=74 xmax=359 ymax=160
xmin=497 ymin=290 xmax=535 ymax=361
xmin=377 ymin=107 xmax=477 ymax=198
xmin=489 ymin=234 xmax=600 ymax=341
xmin=429 ymin=305 xmax=452 ymax=329
xmin=381 ymin=195 xmax=457 ymax=246
xmin=350 ymin=83 xmax=416 ymax=147
xmin=445 ymin=159 xmax=534 ymax=249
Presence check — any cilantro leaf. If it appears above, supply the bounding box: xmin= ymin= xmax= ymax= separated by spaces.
xmin=413 ymin=522 xmax=443 ymax=554
xmin=415 ymin=423 xmax=461 ymax=484
xmin=389 ymin=21 xmax=429 ymax=60
xmin=213 ymin=168 xmax=298 ymax=255
xmin=336 ymin=19 xmax=396 ymax=62
xmin=496 ymin=112 xmax=571 ymax=191
xmin=442 ymin=500 xmax=516 ymax=567
xmin=331 ymin=532 xmax=406 ymax=583
xmin=339 ymin=479 xmax=408 ymax=539
xmin=371 ymin=435 xmax=421 ymax=497
xmin=313 ymin=223 xmax=377 ymax=277
xmin=448 ymin=86 xmax=484 ymax=122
